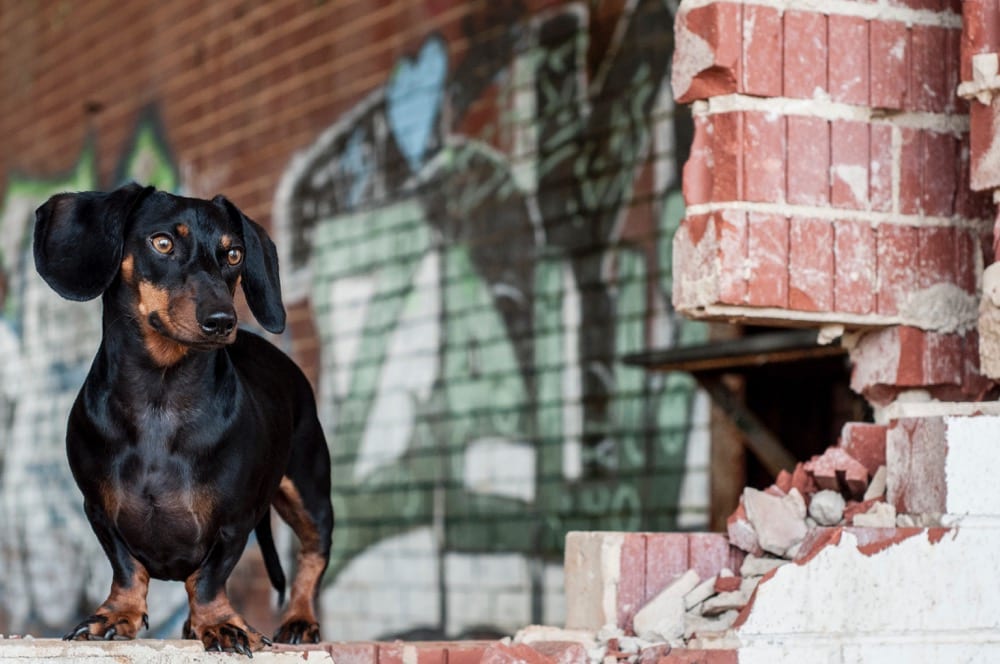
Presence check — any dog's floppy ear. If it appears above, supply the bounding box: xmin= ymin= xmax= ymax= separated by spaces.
xmin=213 ymin=195 xmax=286 ymax=334
xmin=33 ymin=182 xmax=150 ymax=301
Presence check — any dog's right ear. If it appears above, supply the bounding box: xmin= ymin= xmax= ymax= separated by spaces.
xmin=34 ymin=182 xmax=150 ymax=301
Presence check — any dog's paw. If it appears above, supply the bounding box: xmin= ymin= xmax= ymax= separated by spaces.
xmin=273 ymin=618 xmax=320 ymax=645
xmin=64 ymin=611 xmax=149 ymax=641
xmin=196 ymin=621 xmax=270 ymax=657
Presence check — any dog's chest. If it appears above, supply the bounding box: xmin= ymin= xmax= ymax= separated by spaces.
xmin=104 ymin=408 xmax=218 ymax=572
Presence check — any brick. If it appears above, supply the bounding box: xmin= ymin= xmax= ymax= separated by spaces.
xmin=830 ymin=120 xmax=869 ymax=209
xmin=921 ymin=132 xmax=958 ymax=217
xmin=834 ymin=220 xmax=876 ymax=314
xmin=645 ymin=533 xmax=689 ymax=601
xmin=742 ymin=111 xmax=785 ymax=203
xmin=875 ymin=224 xmax=920 ymax=316
xmin=791 ymin=462 xmax=818 ymax=498
xmin=961 ymin=0 xmax=1000 ymax=82
xmin=683 ymin=114 xmax=712 ymax=206
xmin=803 ymin=446 xmax=870 ymax=498
xmin=910 ymin=25 xmax=950 ymax=113
xmin=481 ymin=643 xmax=555 ymax=664
xmin=828 ymin=15 xmax=869 ymax=105
xmin=688 ymin=532 xmax=742 ymax=580
xmin=839 ymin=422 xmax=888 ymax=478
xmin=886 ymin=417 xmax=948 ymax=514
xmin=849 ymin=327 xmax=972 ymax=405
xmin=746 ymin=213 xmax=789 ymax=307
xmin=955 ymin=228 xmax=979 ymax=295
xmin=742 ymin=5 xmax=782 ymax=96
xmin=869 ymin=124 xmax=894 ymax=212
xmin=672 ymin=1 xmax=742 ymax=103
xmin=327 ymin=642 xmax=379 ymax=664
xmin=717 ymin=209 xmax=748 ymax=305
xmin=870 ymin=19 xmax=910 ymax=109
xmin=527 ymin=642 xmax=588 ymax=664
xmin=782 ymin=10 xmax=827 ymax=98
xmin=618 ymin=533 xmax=646 ymax=634
xmin=917 ymin=225 xmax=957 ymax=289
xmin=714 ymin=575 xmax=742 ymax=593
xmin=710 ymin=111 xmax=744 ymax=202
xmin=899 ymin=128 xmax=923 ymax=214
xmin=789 ymin=217 xmax=834 ymax=312
xmin=786 ymin=116 xmax=829 ymax=205
xmin=444 ymin=643 xmax=494 ymax=664
xmin=564 ymin=532 xmax=626 ymax=629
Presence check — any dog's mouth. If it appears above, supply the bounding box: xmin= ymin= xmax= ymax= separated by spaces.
xmin=148 ymin=312 xmax=236 ymax=350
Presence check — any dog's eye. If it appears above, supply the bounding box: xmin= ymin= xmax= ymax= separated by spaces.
xmin=227 ymin=248 xmax=244 ymax=266
xmin=150 ymin=234 xmax=174 ymax=254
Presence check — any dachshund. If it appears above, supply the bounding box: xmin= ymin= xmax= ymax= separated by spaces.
xmin=33 ymin=183 xmax=333 ymax=655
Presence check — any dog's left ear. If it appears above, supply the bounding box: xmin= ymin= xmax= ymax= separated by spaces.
xmin=213 ymin=195 xmax=286 ymax=334
xmin=34 ymin=182 xmax=150 ymax=301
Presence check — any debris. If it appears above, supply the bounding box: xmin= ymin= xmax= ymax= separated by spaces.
xmin=808 ymin=489 xmax=846 ymax=526
xmin=743 ymin=487 xmax=808 ymax=557
xmin=852 ymin=501 xmax=897 ymax=528
xmin=739 ymin=554 xmax=787 ymax=577
xmin=863 ymin=465 xmax=887 ymax=501
xmin=632 ymin=569 xmax=699 ymax=642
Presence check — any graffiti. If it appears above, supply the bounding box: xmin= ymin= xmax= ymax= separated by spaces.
xmin=0 ymin=107 xmax=180 ymax=635
xmin=275 ymin=0 xmax=706 ymax=634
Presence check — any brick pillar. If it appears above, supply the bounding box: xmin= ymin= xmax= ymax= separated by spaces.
xmin=960 ymin=1 xmax=1000 ymax=378
xmin=672 ymin=0 xmax=995 ymax=407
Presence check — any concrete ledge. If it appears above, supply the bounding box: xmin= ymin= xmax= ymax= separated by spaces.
xmin=0 ymin=639 xmax=553 ymax=664
xmin=0 ymin=639 xmax=333 ymax=663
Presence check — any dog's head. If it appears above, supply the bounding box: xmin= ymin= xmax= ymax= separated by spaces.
xmin=34 ymin=183 xmax=285 ymax=365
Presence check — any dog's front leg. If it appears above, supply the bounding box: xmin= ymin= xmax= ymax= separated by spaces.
xmin=65 ymin=503 xmax=150 ymax=641
xmin=182 ymin=533 xmax=270 ymax=656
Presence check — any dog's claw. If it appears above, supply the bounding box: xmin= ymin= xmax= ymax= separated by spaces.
xmin=104 ymin=626 xmax=117 ymax=640
xmin=261 ymin=636 xmax=273 ymax=647
xmin=142 ymin=614 xmax=149 ymax=631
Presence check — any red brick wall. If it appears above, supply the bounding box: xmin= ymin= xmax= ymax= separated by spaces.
xmin=672 ymin=1 xmax=996 ymax=406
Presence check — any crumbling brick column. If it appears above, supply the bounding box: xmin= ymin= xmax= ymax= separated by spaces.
xmin=961 ymin=1 xmax=1000 ymax=378
xmin=672 ymin=0 xmax=995 ymax=409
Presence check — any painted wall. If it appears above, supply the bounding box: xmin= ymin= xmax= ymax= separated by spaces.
xmin=0 ymin=0 xmax=704 ymax=641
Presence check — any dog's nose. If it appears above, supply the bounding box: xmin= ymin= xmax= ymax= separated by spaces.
xmin=200 ymin=311 xmax=236 ymax=337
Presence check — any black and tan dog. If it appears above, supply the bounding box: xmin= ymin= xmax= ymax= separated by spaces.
xmin=33 ymin=183 xmax=333 ymax=655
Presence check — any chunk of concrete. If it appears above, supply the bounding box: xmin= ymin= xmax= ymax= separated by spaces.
xmin=632 ymin=569 xmax=699 ymax=642
xmin=743 ymin=487 xmax=808 ymax=557
xmin=808 ymin=489 xmax=846 ymax=526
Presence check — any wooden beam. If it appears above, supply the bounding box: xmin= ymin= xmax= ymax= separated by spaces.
xmin=695 ymin=373 xmax=797 ymax=477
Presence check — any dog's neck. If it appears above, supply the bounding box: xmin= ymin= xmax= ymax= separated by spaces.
xmin=95 ymin=293 xmax=236 ymax=404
